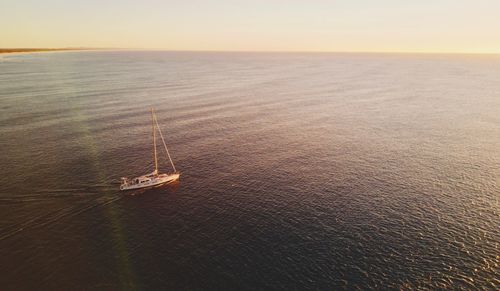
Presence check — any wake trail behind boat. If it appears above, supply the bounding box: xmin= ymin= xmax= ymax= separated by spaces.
xmin=0 ymin=194 xmax=124 ymax=241
xmin=0 ymin=184 xmax=119 ymax=203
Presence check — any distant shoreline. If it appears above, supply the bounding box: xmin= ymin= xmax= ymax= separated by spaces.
xmin=0 ymin=48 xmax=100 ymax=56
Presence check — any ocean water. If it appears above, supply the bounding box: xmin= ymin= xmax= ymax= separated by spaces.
xmin=0 ymin=51 xmax=498 ymax=290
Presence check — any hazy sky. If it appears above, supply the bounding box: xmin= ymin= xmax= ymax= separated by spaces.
xmin=1 ymin=0 xmax=499 ymax=53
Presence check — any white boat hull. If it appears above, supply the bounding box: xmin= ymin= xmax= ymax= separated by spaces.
xmin=120 ymin=173 xmax=180 ymax=191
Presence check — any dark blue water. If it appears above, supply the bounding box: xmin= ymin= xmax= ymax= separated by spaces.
xmin=0 ymin=51 xmax=498 ymax=290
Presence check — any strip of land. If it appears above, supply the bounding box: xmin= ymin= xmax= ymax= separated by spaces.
xmin=0 ymin=48 xmax=96 ymax=54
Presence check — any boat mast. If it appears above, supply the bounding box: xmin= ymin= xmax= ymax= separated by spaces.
xmin=153 ymin=113 xmax=177 ymax=172
xmin=152 ymin=108 xmax=158 ymax=174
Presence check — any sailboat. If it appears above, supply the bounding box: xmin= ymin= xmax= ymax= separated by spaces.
xmin=120 ymin=108 xmax=180 ymax=191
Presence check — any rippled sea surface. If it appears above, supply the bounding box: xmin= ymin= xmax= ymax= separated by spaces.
xmin=0 ymin=51 xmax=499 ymax=290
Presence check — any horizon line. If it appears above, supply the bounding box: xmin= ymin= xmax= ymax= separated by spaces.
xmin=1 ymin=47 xmax=499 ymax=56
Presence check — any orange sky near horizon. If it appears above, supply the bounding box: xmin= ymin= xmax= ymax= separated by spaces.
xmin=1 ymin=0 xmax=499 ymax=54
